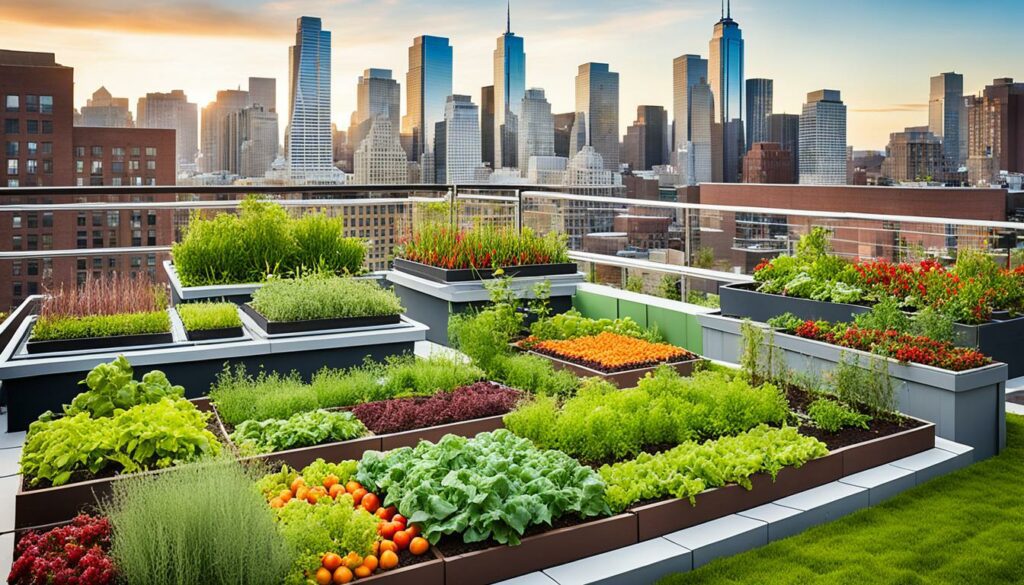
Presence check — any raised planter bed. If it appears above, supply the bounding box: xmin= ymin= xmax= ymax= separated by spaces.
xmin=14 ymin=398 xmax=216 ymax=529
xmin=629 ymin=418 xmax=935 ymax=540
xmin=393 ymin=257 xmax=578 ymax=284
xmin=519 ymin=346 xmax=704 ymax=388
xmin=699 ymin=313 xmax=1007 ymax=459
xmin=239 ymin=302 xmax=401 ymax=336
xmin=435 ymin=513 xmax=637 ymax=585
xmin=720 ymin=281 xmax=1024 ymax=379
xmin=362 ymin=549 xmax=445 ymax=585
xmin=25 ymin=329 xmax=174 ymax=354
xmin=183 ymin=325 xmax=245 ymax=341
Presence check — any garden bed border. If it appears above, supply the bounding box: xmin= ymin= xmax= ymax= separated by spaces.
xmin=239 ymin=302 xmax=402 ymax=336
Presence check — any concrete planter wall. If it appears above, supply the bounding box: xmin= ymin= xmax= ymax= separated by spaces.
xmin=386 ymin=269 xmax=583 ymax=346
xmin=699 ymin=313 xmax=1006 ymax=459
xmin=0 ymin=297 xmax=428 ymax=431
xmin=720 ymin=282 xmax=1024 ymax=379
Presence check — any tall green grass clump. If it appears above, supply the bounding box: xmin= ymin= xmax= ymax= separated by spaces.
xmin=103 ymin=456 xmax=294 ymax=585
xmin=249 ymin=274 xmax=403 ymax=322
xmin=176 ymin=302 xmax=241 ymax=331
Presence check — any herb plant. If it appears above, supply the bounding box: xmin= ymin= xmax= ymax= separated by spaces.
xmin=249 ymin=274 xmax=404 ymax=322
xmin=351 ymin=382 xmax=522 ymax=435
xmin=356 ymin=429 xmax=610 ymax=545
xmin=807 ymin=398 xmax=872 ymax=433
xmin=274 ymin=495 xmax=379 ymax=585
xmin=230 ymin=410 xmax=368 ymax=453
xmin=176 ymin=301 xmax=241 ymax=331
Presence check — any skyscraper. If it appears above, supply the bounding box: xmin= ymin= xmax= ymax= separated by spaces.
xmin=680 ymin=81 xmax=714 ymax=185
xmin=745 ymin=78 xmax=772 ymax=151
xmin=228 ymin=104 xmax=279 ymax=178
xmin=768 ymin=113 xmax=799 ymax=182
xmin=287 ymin=16 xmax=334 ymax=177
xmin=444 ymin=95 xmax=481 ymax=183
xmin=137 ymin=89 xmax=198 ymax=171
xmin=568 ymin=112 xmax=586 ymax=158
xmin=929 ymin=72 xmax=965 ymax=169
xmin=622 ymin=105 xmax=669 ymax=171
xmin=553 ymin=112 xmax=576 ymax=158
xmin=709 ymin=1 xmax=744 ymax=182
xmin=575 ymin=63 xmax=619 ymax=171
xmin=799 ymin=89 xmax=847 ymax=185
xmin=353 ymin=115 xmax=408 ymax=185
xmin=481 ymin=85 xmax=495 ymax=168
xmin=79 ymin=87 xmax=133 ymax=128
xmin=672 ymin=54 xmax=708 ymax=163
xmin=493 ymin=5 xmax=526 ymax=170
xmin=402 ymin=35 xmax=453 ymax=182
xmin=880 ymin=126 xmax=944 ymax=183
xmin=200 ymin=89 xmax=248 ymax=173
xmin=348 ymin=69 xmax=400 ymax=154
xmin=248 ymin=77 xmax=276 ymax=112
xmin=965 ymin=78 xmax=1024 ymax=185
xmin=518 ymin=88 xmax=554 ymax=176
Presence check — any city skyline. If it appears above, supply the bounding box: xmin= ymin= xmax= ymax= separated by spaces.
xmin=2 ymin=0 xmax=1022 ymax=150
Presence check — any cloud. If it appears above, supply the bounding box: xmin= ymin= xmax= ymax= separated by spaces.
xmin=0 ymin=0 xmax=285 ymax=38
xmin=852 ymin=103 xmax=928 ymax=113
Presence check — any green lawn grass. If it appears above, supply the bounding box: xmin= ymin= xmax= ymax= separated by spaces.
xmin=659 ymin=414 xmax=1024 ymax=585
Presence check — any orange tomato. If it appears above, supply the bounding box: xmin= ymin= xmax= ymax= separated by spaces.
xmin=290 ymin=477 xmax=305 ymax=493
xmin=376 ymin=506 xmax=396 ymax=521
xmin=344 ymin=552 xmax=363 ymax=571
xmin=392 ymin=513 xmax=406 ymax=526
xmin=269 ymin=497 xmax=284 ymax=509
xmin=323 ymin=474 xmax=340 ymax=489
xmin=329 ymin=484 xmax=345 ymax=499
xmin=332 ymin=566 xmax=353 ymax=584
xmin=306 ymin=491 xmax=320 ymax=505
xmin=361 ymin=493 xmax=381 ymax=513
xmin=362 ymin=555 xmax=378 ymax=572
xmin=379 ymin=550 xmax=399 ymax=570
xmin=279 ymin=489 xmax=293 ymax=503
xmin=393 ymin=530 xmax=411 ymax=550
xmin=378 ymin=540 xmax=397 ymax=554
xmin=295 ymin=486 xmax=310 ymax=502
xmin=378 ymin=521 xmax=397 ymax=539
xmin=353 ymin=566 xmax=372 ymax=579
xmin=345 ymin=481 xmax=362 ymax=494
xmin=409 ymin=537 xmax=429 ymax=556
xmin=322 ymin=552 xmax=343 ymax=571
xmin=315 ymin=567 xmax=333 ymax=585
xmin=351 ymin=488 xmax=368 ymax=505
xmin=371 ymin=541 xmax=380 ymax=556
xmin=404 ymin=524 xmax=420 ymax=538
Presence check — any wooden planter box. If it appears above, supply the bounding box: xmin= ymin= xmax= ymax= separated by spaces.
xmin=436 ymin=513 xmax=637 ymax=585
xmin=520 ymin=347 xmax=704 ymax=388
xmin=699 ymin=313 xmax=1007 ymax=459
xmin=361 ymin=549 xmax=445 ymax=585
xmin=629 ymin=418 xmax=935 ymax=540
xmin=392 ymin=258 xmax=578 ymax=284
xmin=240 ymin=303 xmax=401 ymax=336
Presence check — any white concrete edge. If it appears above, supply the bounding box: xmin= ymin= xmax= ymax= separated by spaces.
xmin=575 ymin=282 xmax=720 ymax=315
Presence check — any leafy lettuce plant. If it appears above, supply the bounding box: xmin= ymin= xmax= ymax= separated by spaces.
xmin=807 ymin=398 xmax=871 ymax=433
xmin=61 ymin=356 xmax=183 ymax=419
xmin=356 ymin=429 xmax=610 ymax=545
xmin=230 ymin=410 xmax=368 ymax=454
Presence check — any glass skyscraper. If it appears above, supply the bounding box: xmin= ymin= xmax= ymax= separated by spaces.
xmin=493 ymin=6 xmax=526 ymax=170
xmin=575 ymin=63 xmax=619 ymax=171
xmin=746 ymin=78 xmax=773 ymax=151
xmin=672 ymin=54 xmax=708 ymax=163
xmin=402 ymin=35 xmax=453 ymax=183
xmin=799 ymin=90 xmax=847 ymax=185
xmin=709 ymin=3 xmax=744 ymax=182
xmin=287 ymin=16 xmax=333 ymax=175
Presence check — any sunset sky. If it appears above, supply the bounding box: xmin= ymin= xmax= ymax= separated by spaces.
xmin=2 ymin=0 xmax=1021 ymax=149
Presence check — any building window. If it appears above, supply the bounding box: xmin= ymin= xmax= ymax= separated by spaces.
xmin=89 ymin=176 xmax=103 ymax=186
xmin=42 ymin=212 xmax=52 ymax=227
xmin=26 ymin=261 xmax=38 ymax=276
xmin=76 ymin=231 xmax=86 ymax=248
xmin=11 ymin=262 xmax=21 ymax=276
xmin=131 ymin=211 xmax=141 ymax=228
xmin=26 ymin=120 xmax=38 ymax=134
xmin=12 ymin=235 xmax=22 ymax=250
xmin=26 ymin=159 xmax=37 ymax=174
xmin=12 ymin=214 xmax=21 ymax=228
xmin=41 ymin=142 xmax=52 ymax=155
xmin=41 ymin=234 xmax=52 ymax=250
xmin=147 ymin=229 xmax=156 ymax=246
xmin=26 ymin=213 xmax=36 ymax=228
xmin=130 ymin=147 xmax=140 ymax=157
xmin=147 ymin=211 xmax=157 ymax=226
xmin=91 ymin=146 xmax=102 ymax=157
xmin=129 ymin=160 xmax=139 ymax=171
xmin=131 ymin=256 xmax=142 ymax=268
xmin=76 ymin=160 xmax=84 ymax=173
xmin=74 ymin=146 xmax=85 ymax=157
xmin=27 ymin=234 xmax=37 ymax=250
xmin=112 ymin=177 xmax=122 ymax=186
xmin=4 ymin=119 xmax=18 ymax=133
xmin=146 ymin=160 xmax=156 ymax=170
xmin=147 ymin=178 xmax=156 ymax=186
xmin=92 ymin=212 xmax=102 ymax=227
xmin=4 ymin=141 xmax=17 ymax=156
xmin=40 ymin=96 xmax=53 ymax=115
xmin=26 ymin=142 xmax=37 ymax=156
xmin=7 ymin=159 xmax=17 ymax=175
xmin=13 ymin=282 xmax=22 ymax=299
xmin=27 ymin=282 xmax=38 ymax=295
xmin=42 ymin=159 xmax=52 ymax=174
xmin=132 ymin=230 xmax=141 ymax=246
xmin=112 ymin=147 xmax=125 ymax=157
xmin=111 ymin=161 xmax=124 ymax=174
xmin=93 ymin=231 xmax=103 ymax=247
xmin=91 ymin=160 xmax=102 ymax=175
xmin=145 ymin=147 xmax=157 ymax=156
xmin=6 ymin=180 xmax=18 ymax=187
xmin=41 ymin=120 xmax=52 ymax=134
xmin=4 ymin=95 xmax=18 ymax=112
xmin=77 ymin=212 xmax=86 ymax=227
xmin=25 ymin=95 xmax=38 ymax=113
xmin=107 ymin=211 xmax=119 ymax=227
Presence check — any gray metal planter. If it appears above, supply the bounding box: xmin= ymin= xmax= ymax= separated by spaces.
xmin=699 ymin=313 xmax=1007 ymax=460
xmin=386 ymin=269 xmax=584 ymax=346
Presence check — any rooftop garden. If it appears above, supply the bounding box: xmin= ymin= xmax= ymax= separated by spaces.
xmin=394 ymin=223 xmax=569 ymax=271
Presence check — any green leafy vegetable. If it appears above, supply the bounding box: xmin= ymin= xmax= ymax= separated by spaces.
xmin=807 ymin=398 xmax=872 ymax=433
xmin=61 ymin=356 xmax=183 ymax=419
xmin=231 ymin=410 xmax=367 ymax=453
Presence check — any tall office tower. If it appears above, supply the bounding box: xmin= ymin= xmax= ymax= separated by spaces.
xmin=402 ymin=35 xmax=453 ymax=182
xmin=494 ymin=5 xmax=526 ymax=170
xmin=518 ymin=88 xmax=554 ymax=176
xmin=568 ymin=113 xmax=586 ymax=157
xmin=137 ymin=89 xmax=198 ymax=171
xmin=287 ymin=16 xmax=334 ymax=177
xmin=227 ymin=105 xmax=279 ymax=178
xmin=353 ymin=115 xmax=408 ymax=184
xmin=553 ymin=112 xmax=576 ymax=158
xmin=79 ymin=87 xmax=133 ymax=128
xmin=622 ymin=106 xmax=669 ymax=171
xmin=443 ymin=95 xmax=481 ymax=183
xmin=965 ymin=78 xmax=1024 ymax=185
xmin=672 ymin=54 xmax=708 ymax=163
xmin=481 ymin=85 xmax=495 ymax=168
xmin=678 ymin=81 xmax=714 ymax=185
xmin=880 ymin=126 xmax=944 ymax=183
xmin=929 ymin=72 xmax=965 ymax=169
xmin=799 ymin=89 xmax=847 ymax=185
xmin=767 ymin=113 xmax=799 ymax=182
xmin=745 ymin=78 xmax=772 ymax=151
xmin=348 ymin=69 xmax=401 ymax=154
xmin=575 ymin=63 xmax=619 ymax=171
xmin=708 ymin=1 xmax=744 ymax=182
xmin=199 ymin=89 xmax=248 ymax=173
xmin=247 ymin=77 xmax=276 ymax=112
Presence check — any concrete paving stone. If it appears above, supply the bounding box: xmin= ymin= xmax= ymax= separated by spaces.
xmin=0 ymin=447 xmax=19 ymax=478
xmin=737 ymin=503 xmax=806 ymax=542
xmin=0 ymin=474 xmax=18 ymax=533
xmin=663 ymin=514 xmax=767 ymax=569
xmin=773 ymin=481 xmax=869 ymax=531
xmin=838 ymin=464 xmax=917 ymax=505
xmin=495 ymin=572 xmax=561 ymax=585
xmin=0 ymin=532 xmax=12 ymax=579
xmin=544 ymin=538 xmax=692 ymax=585
xmin=889 ymin=448 xmax=969 ymax=485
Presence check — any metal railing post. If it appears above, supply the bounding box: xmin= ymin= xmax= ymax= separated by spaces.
xmin=449 ymin=185 xmax=457 ymax=230
xmin=515 ymin=189 xmax=523 ymax=233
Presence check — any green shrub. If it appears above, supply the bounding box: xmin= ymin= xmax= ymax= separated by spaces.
xmin=503 ymin=367 xmax=789 ymax=462
xmin=527 ymin=309 xmax=662 ymax=344
xmin=172 ymin=198 xmax=366 ymax=286
xmin=31 ymin=311 xmax=170 ymax=341
xmin=599 ymin=425 xmax=829 ymax=512
xmin=489 ymin=353 xmax=580 ymax=397
xmin=63 ymin=355 xmax=183 ymax=418
xmin=807 ymin=398 xmax=872 ymax=433
xmin=830 ymin=354 xmax=897 ymax=415
xmin=177 ymin=302 xmax=241 ymax=331
xmin=249 ymin=274 xmax=403 ymax=322
xmin=231 ymin=410 xmax=367 ymax=453
xmin=104 ymin=456 xmax=294 ymax=585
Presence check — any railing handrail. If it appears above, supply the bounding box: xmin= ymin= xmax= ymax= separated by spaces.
xmin=568 ymin=251 xmax=752 ymax=284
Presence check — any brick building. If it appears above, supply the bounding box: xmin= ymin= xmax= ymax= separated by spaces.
xmin=742 ymin=143 xmax=794 ymax=184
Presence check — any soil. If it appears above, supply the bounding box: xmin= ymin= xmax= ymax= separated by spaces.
xmin=392 ymin=548 xmax=435 ymax=570
xmin=784 ymin=385 xmax=923 ymax=450
xmin=435 ymin=514 xmax=596 ymax=557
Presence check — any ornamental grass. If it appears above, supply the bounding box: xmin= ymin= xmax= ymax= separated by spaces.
xmin=32 ymin=274 xmax=170 ymax=341
xmin=395 ymin=223 xmax=568 ymax=270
